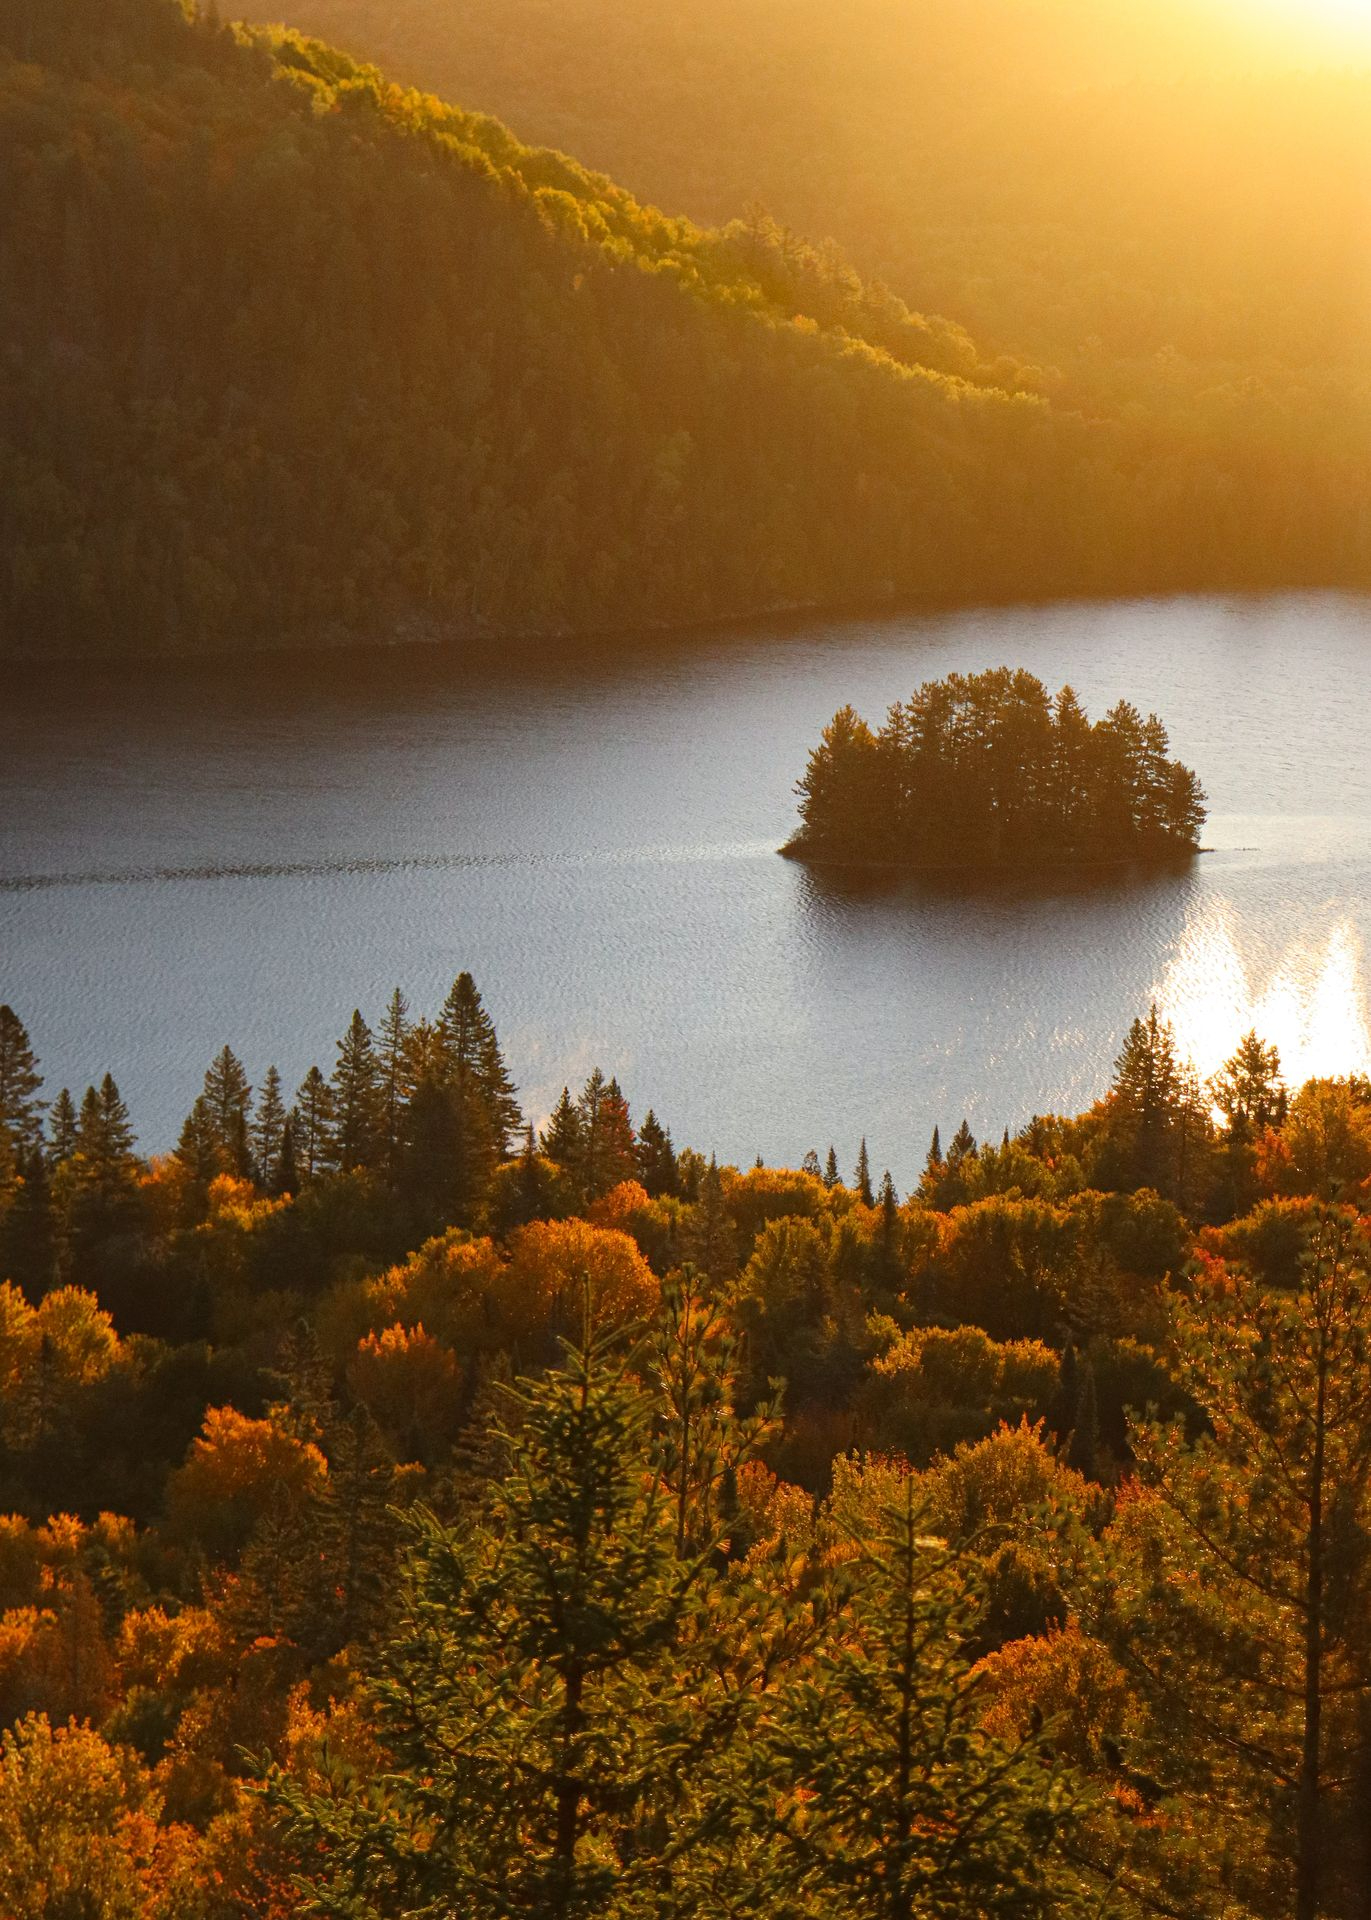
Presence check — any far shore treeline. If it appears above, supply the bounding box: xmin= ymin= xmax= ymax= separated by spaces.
xmin=785 ymin=667 xmax=1206 ymax=870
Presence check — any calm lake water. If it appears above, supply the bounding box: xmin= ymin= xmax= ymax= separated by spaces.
xmin=4 ymin=593 xmax=1371 ymax=1188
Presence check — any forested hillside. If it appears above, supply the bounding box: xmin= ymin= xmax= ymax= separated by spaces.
xmin=2 ymin=0 xmax=1368 ymax=660
xmin=5 ymin=980 xmax=1371 ymax=1912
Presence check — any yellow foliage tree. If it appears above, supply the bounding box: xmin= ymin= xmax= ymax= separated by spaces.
xmin=0 ymin=1715 xmax=203 ymax=1919
xmin=166 ymin=1408 xmax=326 ymax=1561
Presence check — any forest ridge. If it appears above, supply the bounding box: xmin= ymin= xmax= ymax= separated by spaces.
xmin=2 ymin=0 xmax=1369 ymax=660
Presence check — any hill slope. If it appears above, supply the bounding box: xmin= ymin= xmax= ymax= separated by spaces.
xmin=1 ymin=0 xmax=1366 ymax=660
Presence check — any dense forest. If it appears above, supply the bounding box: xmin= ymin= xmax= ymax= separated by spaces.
xmin=786 ymin=668 xmax=1206 ymax=869
xmin=4 ymin=973 xmax=1371 ymax=1913
xmin=279 ymin=2 xmax=1371 ymax=486
xmin=3 ymin=0 xmax=1369 ymax=662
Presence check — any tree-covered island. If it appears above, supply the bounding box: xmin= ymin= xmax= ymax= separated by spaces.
xmin=783 ymin=667 xmax=1207 ymax=871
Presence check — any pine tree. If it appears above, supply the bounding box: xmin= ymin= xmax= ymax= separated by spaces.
xmin=252 ymin=1065 xmax=288 ymax=1191
xmin=0 ymin=1005 xmax=43 ymax=1159
xmin=201 ymin=1043 xmax=252 ymax=1176
xmin=376 ymin=987 xmax=411 ymax=1176
xmin=1105 ymin=1003 xmax=1185 ymax=1194
xmin=1212 ymin=1029 xmax=1287 ymax=1143
xmin=541 ymin=1087 xmax=584 ymax=1177
xmin=635 ymin=1108 xmax=679 ymax=1197
xmin=682 ymin=1156 xmax=739 ymax=1289
xmin=578 ymin=1069 xmax=637 ymax=1202
xmin=853 ymin=1137 xmax=874 ymax=1206
xmin=292 ymin=1066 xmax=336 ymax=1182
xmin=437 ymin=972 xmax=521 ymax=1156
xmin=46 ymin=1089 xmax=78 ymax=1167
xmin=946 ymin=1118 xmax=977 ymax=1168
xmin=331 ymin=1010 xmax=383 ymax=1173
xmin=823 ymin=1146 xmax=840 ymax=1189
xmin=175 ymin=1094 xmax=222 ymax=1188
xmin=1087 ymin=1210 xmax=1371 ymax=1920
xmin=1 ymin=1147 xmax=55 ymax=1300
xmin=773 ymin=1462 xmax=1083 ymax=1916
xmin=271 ymin=1327 xmax=760 ymax=1916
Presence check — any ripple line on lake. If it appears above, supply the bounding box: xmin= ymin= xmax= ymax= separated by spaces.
xmin=0 ymin=841 xmax=777 ymax=893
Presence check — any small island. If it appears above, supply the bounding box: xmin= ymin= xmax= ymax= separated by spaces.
xmin=782 ymin=666 xmax=1206 ymax=872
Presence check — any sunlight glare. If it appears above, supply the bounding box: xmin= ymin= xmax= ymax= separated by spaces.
xmin=1154 ymin=911 xmax=1371 ymax=1092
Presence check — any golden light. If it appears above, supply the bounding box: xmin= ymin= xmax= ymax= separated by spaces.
xmin=1154 ymin=909 xmax=1371 ymax=1094
xmin=1218 ymin=0 xmax=1371 ymax=59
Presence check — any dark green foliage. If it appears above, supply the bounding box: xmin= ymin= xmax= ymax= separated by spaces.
xmin=771 ymin=1465 xmax=1084 ymax=1917
xmin=790 ymin=671 xmax=1206 ymax=869
xmin=0 ymin=1006 xmax=44 ymax=1160
xmin=635 ymin=1108 xmax=679 ymax=1197
xmin=272 ymin=1327 xmax=761 ymax=1917
xmin=329 ymin=1011 xmax=382 ymax=1174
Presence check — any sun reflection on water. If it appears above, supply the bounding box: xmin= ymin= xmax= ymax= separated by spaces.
xmin=1154 ymin=910 xmax=1371 ymax=1089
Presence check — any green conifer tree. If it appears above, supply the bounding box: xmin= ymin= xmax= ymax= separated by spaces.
xmin=635 ymin=1108 xmax=679 ymax=1197
xmin=251 ymin=1065 xmax=288 ymax=1191
xmin=272 ymin=1326 xmax=762 ymax=1916
xmin=0 ymin=1005 xmax=44 ymax=1160
xmin=376 ymin=987 xmax=411 ymax=1177
xmin=330 ymin=1010 xmax=383 ymax=1173
xmin=292 ymin=1066 xmax=336 ymax=1182
xmin=853 ymin=1137 xmax=875 ymax=1206
xmin=823 ymin=1145 xmax=841 ymax=1189
xmin=201 ymin=1043 xmax=252 ymax=1176
xmin=46 ymin=1089 xmax=78 ymax=1167
xmin=772 ymin=1463 xmax=1083 ymax=1917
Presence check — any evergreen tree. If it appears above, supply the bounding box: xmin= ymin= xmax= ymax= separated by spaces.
xmin=330 ymin=1010 xmax=383 ymax=1173
xmin=946 ymin=1119 xmax=977 ymax=1168
xmin=0 ymin=1005 xmax=43 ymax=1160
xmin=272 ymin=1327 xmax=759 ymax=1916
xmin=853 ymin=1137 xmax=874 ymax=1206
xmin=681 ymin=1156 xmax=739 ymax=1289
xmin=1087 ymin=1210 xmax=1371 ymax=1920
xmin=541 ymin=1087 xmax=584 ymax=1178
xmin=823 ymin=1145 xmax=841 ymax=1189
xmin=437 ymin=972 xmax=521 ymax=1156
xmin=376 ymin=987 xmax=411 ymax=1176
xmin=1065 ymin=1358 xmax=1100 ymax=1482
xmin=251 ymin=1065 xmax=288 ymax=1191
xmin=1212 ymin=1029 xmax=1287 ymax=1142
xmin=635 ymin=1108 xmax=679 ymax=1197
xmin=578 ymin=1069 xmax=638 ymax=1202
xmin=292 ymin=1065 xmax=336 ymax=1182
xmin=0 ymin=1148 xmax=55 ymax=1300
xmin=1104 ymin=1004 xmax=1187 ymax=1195
xmin=175 ymin=1094 xmax=222 ymax=1189
xmin=46 ymin=1088 xmax=77 ymax=1166
xmin=200 ymin=1043 xmax=252 ymax=1176
xmin=772 ymin=1463 xmax=1083 ymax=1916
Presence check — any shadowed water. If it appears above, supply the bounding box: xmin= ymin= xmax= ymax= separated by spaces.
xmin=3 ymin=591 xmax=1369 ymax=1186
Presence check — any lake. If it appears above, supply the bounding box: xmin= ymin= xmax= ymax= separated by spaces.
xmin=4 ymin=592 xmax=1370 ymax=1189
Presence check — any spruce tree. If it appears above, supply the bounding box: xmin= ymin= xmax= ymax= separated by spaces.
xmin=438 ymin=972 xmax=521 ymax=1156
xmin=823 ymin=1146 xmax=840 ymax=1189
xmin=0 ymin=1005 xmax=43 ymax=1159
xmin=578 ymin=1069 xmax=637 ymax=1202
xmin=1086 ymin=1210 xmax=1371 ymax=1920
xmin=376 ymin=987 xmax=411 ymax=1176
xmin=175 ymin=1094 xmax=222 ymax=1189
xmin=541 ymin=1087 xmax=584 ymax=1178
xmin=331 ymin=1010 xmax=383 ymax=1173
xmin=772 ymin=1463 xmax=1083 ymax=1917
xmin=272 ymin=1327 xmax=760 ymax=1917
xmin=251 ymin=1065 xmax=288 ymax=1191
xmin=853 ymin=1137 xmax=874 ymax=1206
xmin=46 ymin=1089 xmax=77 ymax=1167
xmin=292 ymin=1066 xmax=336 ymax=1182
xmin=201 ymin=1043 xmax=252 ymax=1176
xmin=635 ymin=1109 xmax=679 ymax=1197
